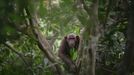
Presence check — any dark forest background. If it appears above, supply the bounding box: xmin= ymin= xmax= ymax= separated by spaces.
xmin=0 ymin=0 xmax=133 ymax=75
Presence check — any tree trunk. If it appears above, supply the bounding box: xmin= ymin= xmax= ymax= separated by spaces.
xmin=118 ymin=0 xmax=134 ymax=75
xmin=75 ymin=0 xmax=100 ymax=75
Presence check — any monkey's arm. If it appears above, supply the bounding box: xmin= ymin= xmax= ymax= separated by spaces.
xmin=58 ymin=52 xmax=75 ymax=66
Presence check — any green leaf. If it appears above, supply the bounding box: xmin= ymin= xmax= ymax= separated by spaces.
xmin=70 ymin=48 xmax=78 ymax=61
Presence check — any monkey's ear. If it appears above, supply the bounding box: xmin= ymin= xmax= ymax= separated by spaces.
xmin=64 ymin=36 xmax=67 ymax=39
xmin=64 ymin=36 xmax=68 ymax=44
xmin=76 ymin=36 xmax=80 ymax=40
xmin=75 ymin=36 xmax=80 ymax=49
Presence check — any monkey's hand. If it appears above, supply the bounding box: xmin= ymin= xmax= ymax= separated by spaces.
xmin=70 ymin=64 xmax=77 ymax=73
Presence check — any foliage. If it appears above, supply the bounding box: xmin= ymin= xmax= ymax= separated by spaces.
xmin=0 ymin=0 xmax=130 ymax=75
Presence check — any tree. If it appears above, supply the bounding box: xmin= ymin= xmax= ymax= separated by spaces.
xmin=118 ymin=0 xmax=134 ymax=75
xmin=0 ymin=0 xmax=132 ymax=75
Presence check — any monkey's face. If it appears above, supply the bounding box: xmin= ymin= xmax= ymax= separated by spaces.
xmin=66 ymin=35 xmax=76 ymax=48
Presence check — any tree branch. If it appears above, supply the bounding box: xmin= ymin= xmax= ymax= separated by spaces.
xmin=3 ymin=42 xmax=29 ymax=66
xmin=24 ymin=7 xmax=63 ymax=75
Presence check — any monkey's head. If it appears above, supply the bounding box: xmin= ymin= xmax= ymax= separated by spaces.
xmin=65 ymin=33 xmax=79 ymax=48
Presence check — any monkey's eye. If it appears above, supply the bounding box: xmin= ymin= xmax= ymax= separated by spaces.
xmin=69 ymin=38 xmax=75 ymax=40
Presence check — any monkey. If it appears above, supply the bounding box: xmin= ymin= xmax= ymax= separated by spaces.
xmin=58 ymin=33 xmax=80 ymax=73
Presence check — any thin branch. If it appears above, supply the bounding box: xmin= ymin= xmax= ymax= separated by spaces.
xmin=3 ymin=42 xmax=29 ymax=66
xmin=80 ymin=0 xmax=99 ymax=16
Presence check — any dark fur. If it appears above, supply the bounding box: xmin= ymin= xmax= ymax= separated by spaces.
xmin=58 ymin=35 xmax=80 ymax=72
